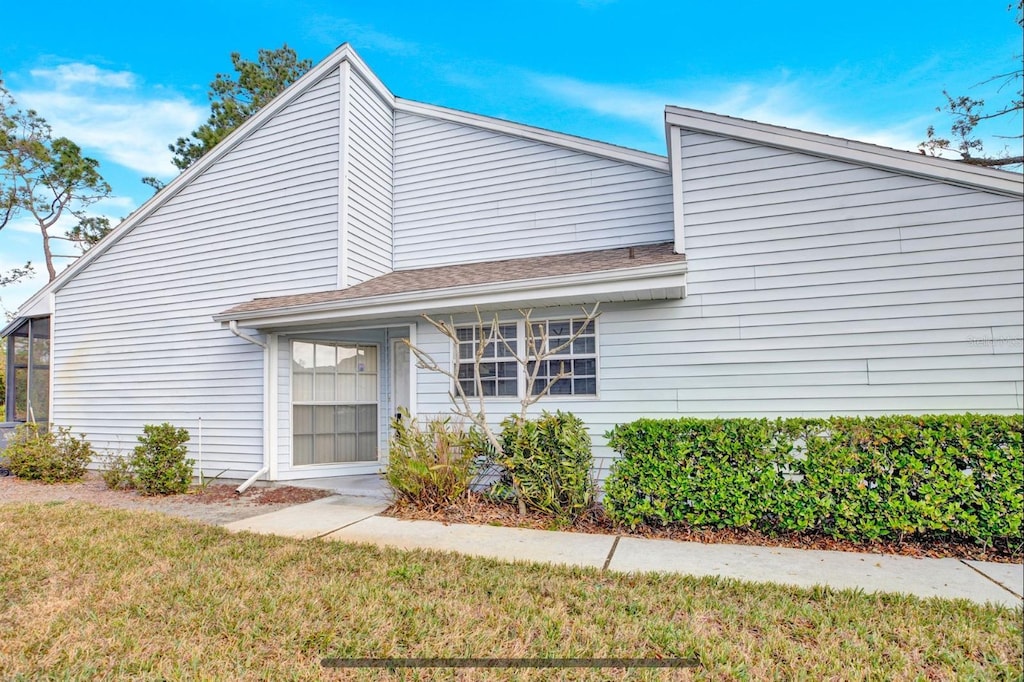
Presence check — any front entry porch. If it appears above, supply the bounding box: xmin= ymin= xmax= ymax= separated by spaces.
xmin=268 ymin=323 xmax=415 ymax=481
xmin=286 ymin=473 xmax=392 ymax=500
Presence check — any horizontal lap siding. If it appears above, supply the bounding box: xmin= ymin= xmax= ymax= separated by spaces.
xmin=413 ymin=135 xmax=1022 ymax=483
xmin=346 ymin=71 xmax=393 ymax=284
xmin=392 ymin=112 xmax=674 ymax=268
xmin=665 ymin=129 xmax=1023 ymax=417
xmin=51 ymin=70 xmax=343 ymax=476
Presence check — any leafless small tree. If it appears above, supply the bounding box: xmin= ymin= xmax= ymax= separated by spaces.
xmin=405 ymin=303 xmax=600 ymax=513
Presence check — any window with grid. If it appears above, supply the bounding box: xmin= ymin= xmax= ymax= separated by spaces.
xmin=455 ymin=323 xmax=518 ymax=397
xmin=291 ymin=341 xmax=378 ymax=465
xmin=528 ymin=318 xmax=597 ymax=396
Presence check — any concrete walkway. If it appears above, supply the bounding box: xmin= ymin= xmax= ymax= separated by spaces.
xmin=223 ymin=496 xmax=1024 ymax=609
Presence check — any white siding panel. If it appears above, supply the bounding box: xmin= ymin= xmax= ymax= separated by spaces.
xmin=409 ymin=134 xmax=1022 ymax=483
xmin=392 ymin=112 xmax=674 ymax=268
xmin=346 ymin=70 xmax=394 ymax=284
xmin=668 ymin=128 xmax=1023 ymax=420
xmin=51 ymin=69 xmax=344 ymax=477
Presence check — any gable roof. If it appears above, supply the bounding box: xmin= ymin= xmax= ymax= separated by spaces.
xmin=9 ymin=46 xmax=673 ymax=323
xmin=11 ymin=43 xmax=391 ymax=319
xmin=665 ymin=106 xmax=1024 ymax=198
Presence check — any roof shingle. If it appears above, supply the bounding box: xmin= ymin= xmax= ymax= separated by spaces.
xmin=222 ymin=242 xmax=683 ymax=316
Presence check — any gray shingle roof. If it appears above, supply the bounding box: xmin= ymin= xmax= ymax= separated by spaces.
xmin=222 ymin=242 xmax=683 ymax=316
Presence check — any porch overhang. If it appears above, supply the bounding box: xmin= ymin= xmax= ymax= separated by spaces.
xmin=215 ymin=243 xmax=687 ymax=331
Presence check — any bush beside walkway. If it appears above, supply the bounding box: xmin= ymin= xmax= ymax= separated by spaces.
xmin=605 ymin=414 xmax=1023 ymax=550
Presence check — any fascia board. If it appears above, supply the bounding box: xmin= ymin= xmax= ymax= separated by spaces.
xmin=665 ymin=106 xmax=1024 ymax=198
xmin=397 ymin=98 xmax=670 ymax=173
xmin=216 ymin=262 xmax=687 ymax=328
xmin=341 ymin=45 xmax=396 ymax=107
xmin=29 ymin=45 xmax=383 ymax=309
xmin=0 ymin=316 xmax=25 ymax=338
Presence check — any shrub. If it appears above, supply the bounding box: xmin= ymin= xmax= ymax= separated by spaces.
xmin=385 ymin=410 xmax=477 ymax=508
xmin=603 ymin=417 xmax=795 ymax=530
xmin=499 ymin=410 xmax=595 ymax=523
xmin=4 ymin=423 xmax=93 ymax=483
xmin=604 ymin=414 xmax=1023 ymax=549
xmin=130 ymin=423 xmax=193 ymax=496
xmin=100 ymin=453 xmax=135 ymax=491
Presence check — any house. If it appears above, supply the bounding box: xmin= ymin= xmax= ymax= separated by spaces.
xmin=3 ymin=44 xmax=1022 ymax=486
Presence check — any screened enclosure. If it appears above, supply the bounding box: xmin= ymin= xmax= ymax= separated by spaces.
xmin=3 ymin=316 xmax=50 ymax=423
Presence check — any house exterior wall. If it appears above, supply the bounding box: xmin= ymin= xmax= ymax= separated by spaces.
xmin=345 ymin=69 xmax=394 ymax=284
xmin=391 ymin=111 xmax=675 ymax=269
xmin=672 ymin=129 xmax=1023 ymax=416
xmin=50 ymin=68 xmax=345 ymax=476
xmin=34 ymin=46 xmax=1022 ymax=484
xmin=410 ymin=133 xmax=1023 ymax=482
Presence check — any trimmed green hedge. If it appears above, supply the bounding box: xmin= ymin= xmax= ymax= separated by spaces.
xmin=603 ymin=414 xmax=1022 ymax=547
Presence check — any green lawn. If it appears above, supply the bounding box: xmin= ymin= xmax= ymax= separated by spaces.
xmin=1 ymin=502 xmax=1020 ymax=681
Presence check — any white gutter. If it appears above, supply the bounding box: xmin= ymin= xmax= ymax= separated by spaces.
xmin=229 ymin=320 xmax=267 ymax=349
xmin=215 ymin=260 xmax=688 ymax=329
xmin=228 ymin=321 xmax=270 ymax=494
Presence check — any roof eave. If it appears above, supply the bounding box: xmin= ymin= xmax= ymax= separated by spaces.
xmin=215 ymin=261 xmax=688 ymax=329
xmin=665 ymin=106 xmax=1024 ymax=198
xmin=397 ymin=98 xmax=670 ymax=173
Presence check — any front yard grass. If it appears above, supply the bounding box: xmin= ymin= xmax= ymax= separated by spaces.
xmin=0 ymin=502 xmax=1020 ymax=681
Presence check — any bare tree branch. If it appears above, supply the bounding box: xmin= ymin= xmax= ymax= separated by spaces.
xmin=404 ymin=303 xmax=602 ymax=514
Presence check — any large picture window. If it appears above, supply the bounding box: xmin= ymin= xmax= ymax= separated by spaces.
xmin=292 ymin=341 xmax=378 ymax=465
xmin=454 ymin=318 xmax=598 ymax=398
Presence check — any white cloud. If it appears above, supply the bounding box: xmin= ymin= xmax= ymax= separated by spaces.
xmin=528 ymin=71 xmax=929 ymax=155
xmin=30 ymin=63 xmax=136 ymax=89
xmin=14 ymin=63 xmax=206 ymax=178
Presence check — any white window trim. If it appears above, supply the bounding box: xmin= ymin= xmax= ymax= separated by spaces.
xmin=452 ymin=319 xmax=521 ymax=401
xmin=527 ymin=316 xmax=599 ymax=399
xmin=290 ymin=339 xmax=381 ymax=468
xmin=451 ymin=317 xmax=601 ymax=401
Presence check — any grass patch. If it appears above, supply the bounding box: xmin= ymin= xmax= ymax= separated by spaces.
xmin=0 ymin=503 xmax=1020 ymax=680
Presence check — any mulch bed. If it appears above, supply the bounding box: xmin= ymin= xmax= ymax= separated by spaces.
xmin=181 ymin=484 xmax=332 ymax=506
xmin=386 ymin=493 xmax=1022 ymax=564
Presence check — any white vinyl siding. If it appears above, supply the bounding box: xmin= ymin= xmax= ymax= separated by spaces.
xmin=392 ymin=112 xmax=674 ymax=268
xmin=659 ymin=129 xmax=1022 ymax=418
xmin=345 ymin=69 xmax=394 ymax=284
xmin=412 ymin=135 xmax=1022 ymax=483
xmin=50 ymin=69 xmax=344 ymax=477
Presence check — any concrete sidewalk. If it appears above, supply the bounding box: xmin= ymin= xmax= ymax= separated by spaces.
xmin=223 ymin=496 xmax=1024 ymax=609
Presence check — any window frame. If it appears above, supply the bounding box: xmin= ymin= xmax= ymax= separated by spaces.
xmin=290 ymin=339 xmax=380 ymax=467
xmin=526 ymin=316 xmax=599 ymax=398
xmin=453 ymin=320 xmax=520 ymax=400
xmin=451 ymin=316 xmax=600 ymax=401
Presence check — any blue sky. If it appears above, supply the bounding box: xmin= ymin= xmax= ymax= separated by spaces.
xmin=1 ymin=0 xmax=1020 ymax=311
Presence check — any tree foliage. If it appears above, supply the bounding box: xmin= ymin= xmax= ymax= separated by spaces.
xmin=920 ymin=2 xmax=1023 ymax=169
xmin=168 ymin=44 xmax=312 ymax=172
xmin=1 ymin=76 xmax=112 ymax=282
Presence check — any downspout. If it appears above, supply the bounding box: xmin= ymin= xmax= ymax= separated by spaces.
xmin=229 ymin=321 xmax=270 ymax=494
